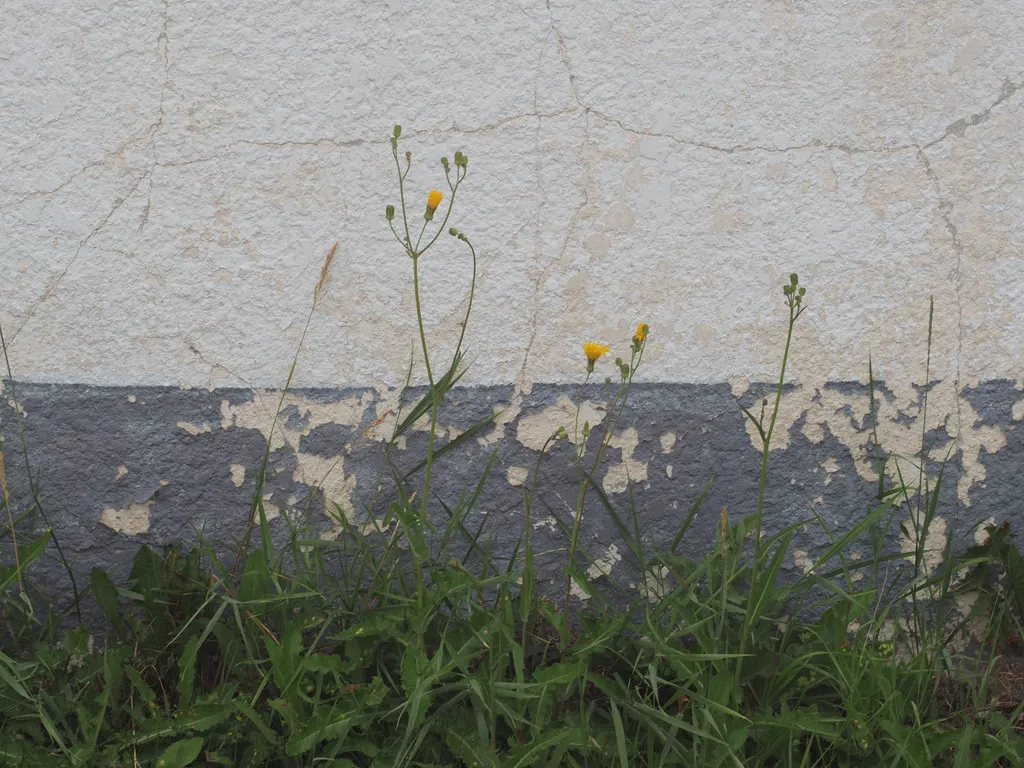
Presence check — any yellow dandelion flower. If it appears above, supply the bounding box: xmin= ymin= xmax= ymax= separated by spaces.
xmin=426 ymin=189 xmax=444 ymax=216
xmin=582 ymin=341 xmax=610 ymax=365
xmin=633 ymin=322 xmax=649 ymax=347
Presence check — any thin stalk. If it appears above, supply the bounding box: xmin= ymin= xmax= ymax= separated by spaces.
xmin=0 ymin=322 xmax=81 ymax=619
xmin=0 ymin=450 xmax=21 ymax=594
xmin=563 ymin=344 xmax=645 ymax=616
xmin=521 ymin=434 xmax=555 ymax=653
xmin=754 ymin=304 xmax=796 ymax=558
xmin=411 ymin=255 xmax=435 ymax=607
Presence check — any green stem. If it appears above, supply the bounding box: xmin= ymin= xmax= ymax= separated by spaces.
xmin=411 ymin=255 xmax=436 ymax=609
xmin=521 ymin=435 xmax=554 ymax=665
xmin=737 ymin=303 xmax=797 ymax=689
xmin=0 ymin=322 xmax=81 ymax=620
xmin=562 ymin=347 xmax=643 ymax=619
xmin=393 ymin=144 xmax=413 ymax=251
xmin=754 ymin=305 xmax=796 ymax=558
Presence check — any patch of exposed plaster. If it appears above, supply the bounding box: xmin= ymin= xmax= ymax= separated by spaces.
xmin=898 ymin=513 xmax=948 ymax=585
xmin=1012 ymin=400 xmax=1024 ymax=421
xmin=793 ymin=549 xmax=815 ymax=574
xmin=659 ymin=432 xmax=676 ymax=453
xmin=746 ymin=380 xmax=1006 ymax=505
xmin=220 ymin=391 xmax=372 ymax=533
xmin=99 ymin=500 xmax=151 ymax=535
xmin=603 ymin=426 xmax=648 ymax=494
xmin=115 ymin=465 xmax=128 ymax=481
xmin=570 ymin=543 xmax=622 ymax=601
xmin=506 ymin=466 xmax=529 ymax=486
xmin=177 ymin=421 xmax=212 ymax=435
xmin=516 ymin=396 xmax=605 ymax=451
xmin=229 ymin=463 xmax=245 ymax=487
xmin=639 ymin=565 xmax=672 ymax=603
xmin=291 ymin=452 xmax=357 ymax=537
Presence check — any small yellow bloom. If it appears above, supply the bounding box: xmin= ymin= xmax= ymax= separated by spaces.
xmin=426 ymin=189 xmax=444 ymax=214
xmin=582 ymin=341 xmax=610 ymax=364
xmin=633 ymin=322 xmax=649 ymax=347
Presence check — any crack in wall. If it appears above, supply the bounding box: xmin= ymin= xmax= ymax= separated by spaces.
xmin=7 ymin=170 xmax=153 ymax=346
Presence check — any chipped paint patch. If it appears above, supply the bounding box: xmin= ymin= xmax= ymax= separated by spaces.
xmin=660 ymin=432 xmax=676 ymax=453
xmin=177 ymin=421 xmax=212 ymax=435
xmin=533 ymin=515 xmax=559 ymax=533
xmin=230 ymin=463 xmax=246 ymax=487
xmin=115 ymin=465 xmax=128 ymax=481
xmin=746 ymin=380 xmax=1007 ymax=505
xmin=517 ymin=396 xmax=605 ymax=451
xmin=505 ymin=466 xmax=529 ymax=487
xmin=640 ymin=565 xmax=673 ymax=603
xmin=898 ymin=513 xmax=948 ymax=584
xmin=99 ymin=500 xmax=151 ymax=535
xmin=793 ymin=549 xmax=815 ymax=574
xmin=603 ymin=426 xmax=649 ymax=494
xmin=1013 ymin=400 xmax=1024 ymax=421
xmin=290 ymin=452 xmax=357 ymax=536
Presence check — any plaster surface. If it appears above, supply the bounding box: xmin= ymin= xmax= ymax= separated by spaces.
xmin=2 ymin=1 xmax=1023 ymax=607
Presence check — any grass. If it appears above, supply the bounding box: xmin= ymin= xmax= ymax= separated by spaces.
xmin=1 ymin=127 xmax=1024 ymax=766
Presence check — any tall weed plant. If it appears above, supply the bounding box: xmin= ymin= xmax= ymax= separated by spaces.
xmin=1 ymin=128 xmax=1023 ymax=767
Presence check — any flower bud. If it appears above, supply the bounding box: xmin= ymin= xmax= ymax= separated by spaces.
xmin=448 ymin=227 xmax=459 ymax=236
xmin=385 ymin=204 xmax=395 ymax=221
xmin=425 ymin=189 xmax=443 ymax=220
xmin=790 ymin=273 xmax=799 ymax=286
xmin=582 ymin=421 xmax=591 ymax=438
xmin=393 ymin=124 xmax=402 ymax=138
xmin=441 ymin=156 xmax=450 ymax=172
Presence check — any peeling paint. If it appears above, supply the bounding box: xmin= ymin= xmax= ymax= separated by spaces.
xmin=516 ymin=396 xmax=605 ymax=451
xmin=747 ymin=380 xmax=1008 ymax=505
xmin=99 ymin=500 xmax=151 ymax=535
xmin=229 ymin=463 xmax=245 ymax=487
xmin=505 ymin=466 xmax=529 ymax=487
xmin=659 ymin=432 xmax=676 ymax=453
xmin=570 ymin=543 xmax=622 ymax=601
xmin=177 ymin=421 xmax=212 ymax=435
xmin=602 ymin=426 xmax=649 ymax=494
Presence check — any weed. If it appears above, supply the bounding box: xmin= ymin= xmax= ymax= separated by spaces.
xmin=0 ymin=128 xmax=1022 ymax=767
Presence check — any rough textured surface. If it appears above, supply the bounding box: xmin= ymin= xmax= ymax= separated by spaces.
xmin=2 ymin=1 xmax=1023 ymax=600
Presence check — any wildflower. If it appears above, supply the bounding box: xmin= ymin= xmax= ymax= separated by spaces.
xmin=425 ymin=189 xmax=444 ymax=220
xmin=582 ymin=341 xmax=610 ymax=372
xmin=633 ymin=322 xmax=648 ymax=346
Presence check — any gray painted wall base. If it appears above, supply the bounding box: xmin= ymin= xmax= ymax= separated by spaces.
xmin=2 ymin=381 xmax=1020 ymax=607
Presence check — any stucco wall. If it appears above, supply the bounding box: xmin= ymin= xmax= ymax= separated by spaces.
xmin=2 ymin=1 xmax=1023 ymax=602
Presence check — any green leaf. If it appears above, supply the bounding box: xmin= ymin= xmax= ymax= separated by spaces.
xmin=155 ymin=736 xmax=204 ymax=768
xmin=90 ymin=567 xmax=121 ymax=624
xmin=0 ymin=532 xmax=50 ymax=592
xmin=177 ymin=636 xmax=199 ymax=707
xmin=284 ymin=710 xmax=353 ymax=756
xmin=125 ymin=666 xmax=156 ymax=703
xmin=240 ymin=549 xmax=270 ymax=603
xmin=609 ymin=699 xmax=629 ymax=768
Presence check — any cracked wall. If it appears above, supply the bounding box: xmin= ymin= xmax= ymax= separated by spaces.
xmin=2 ymin=1 xmax=1023 ymax=602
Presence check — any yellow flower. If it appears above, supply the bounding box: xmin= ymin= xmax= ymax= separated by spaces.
xmin=633 ymin=322 xmax=649 ymax=346
xmin=426 ymin=189 xmax=444 ymax=215
xmin=582 ymin=341 xmax=610 ymax=364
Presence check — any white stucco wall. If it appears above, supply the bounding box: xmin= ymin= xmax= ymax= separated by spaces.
xmin=3 ymin=0 xmax=1023 ymax=396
